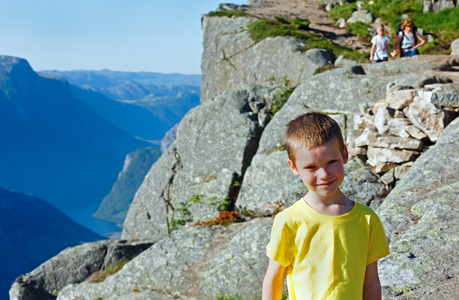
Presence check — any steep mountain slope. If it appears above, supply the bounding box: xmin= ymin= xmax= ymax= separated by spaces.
xmin=68 ymin=85 xmax=169 ymax=143
xmin=42 ymin=70 xmax=201 ymax=131
xmin=93 ymin=147 xmax=162 ymax=224
xmin=0 ymin=56 xmax=150 ymax=209
xmin=0 ymin=188 xmax=101 ymax=300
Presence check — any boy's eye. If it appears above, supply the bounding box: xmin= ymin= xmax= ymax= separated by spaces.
xmin=328 ymin=160 xmax=337 ymax=164
xmin=305 ymin=166 xmax=316 ymax=170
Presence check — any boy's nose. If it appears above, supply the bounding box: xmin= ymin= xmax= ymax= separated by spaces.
xmin=318 ymin=167 xmax=331 ymax=180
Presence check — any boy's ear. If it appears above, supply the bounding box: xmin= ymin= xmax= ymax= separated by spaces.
xmin=288 ymin=158 xmax=299 ymax=176
xmin=343 ymin=146 xmax=349 ymax=164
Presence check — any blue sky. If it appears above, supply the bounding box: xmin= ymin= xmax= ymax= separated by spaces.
xmin=0 ymin=0 xmax=232 ymax=74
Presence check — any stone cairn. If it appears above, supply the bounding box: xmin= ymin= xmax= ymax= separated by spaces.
xmin=348 ymin=82 xmax=459 ymax=188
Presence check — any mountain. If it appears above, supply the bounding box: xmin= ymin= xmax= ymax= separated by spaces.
xmin=68 ymin=85 xmax=169 ymax=143
xmin=0 ymin=188 xmax=101 ymax=300
xmin=93 ymin=147 xmax=162 ymax=224
xmin=0 ymin=56 xmax=150 ymax=209
xmin=40 ymin=70 xmax=201 ymax=131
xmin=38 ymin=69 xmax=201 ymax=88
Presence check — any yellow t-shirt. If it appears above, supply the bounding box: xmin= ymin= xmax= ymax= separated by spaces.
xmin=266 ymin=199 xmax=390 ymax=300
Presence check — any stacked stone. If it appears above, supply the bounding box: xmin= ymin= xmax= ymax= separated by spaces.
xmin=349 ymin=83 xmax=459 ymax=187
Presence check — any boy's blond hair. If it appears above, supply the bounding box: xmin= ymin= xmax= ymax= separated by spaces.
xmin=285 ymin=112 xmax=345 ymax=166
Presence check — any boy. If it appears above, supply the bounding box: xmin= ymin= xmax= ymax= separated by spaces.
xmin=369 ymin=24 xmax=392 ymax=62
xmin=262 ymin=113 xmax=390 ymax=300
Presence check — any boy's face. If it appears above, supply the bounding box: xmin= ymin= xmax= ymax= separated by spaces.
xmin=377 ymin=26 xmax=384 ymax=36
xmin=288 ymin=137 xmax=348 ymax=200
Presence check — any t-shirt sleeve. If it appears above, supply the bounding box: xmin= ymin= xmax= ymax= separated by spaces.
xmin=266 ymin=213 xmax=292 ymax=267
xmin=371 ymin=36 xmax=376 ymax=44
xmin=367 ymin=213 xmax=390 ymax=265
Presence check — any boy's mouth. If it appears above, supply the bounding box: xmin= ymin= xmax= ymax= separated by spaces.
xmin=317 ymin=180 xmax=335 ymax=187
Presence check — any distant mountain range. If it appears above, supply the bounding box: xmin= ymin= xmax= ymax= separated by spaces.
xmin=37 ymin=69 xmax=201 ymax=225
xmin=0 ymin=188 xmax=101 ymax=299
xmin=40 ymin=69 xmax=201 ymax=130
xmin=0 ymin=56 xmax=150 ymax=209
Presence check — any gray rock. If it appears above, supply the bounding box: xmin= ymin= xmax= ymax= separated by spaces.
xmin=452 ymin=38 xmax=459 ymax=55
xmin=201 ymin=15 xmax=331 ymax=102
xmin=423 ymin=0 xmax=434 ymax=12
xmin=121 ymin=143 xmax=179 ymax=240
xmin=257 ymin=64 xmax=423 ymax=154
xmin=334 ymin=54 xmax=358 ymax=67
xmin=216 ymin=3 xmax=249 ymax=12
xmin=160 ymin=123 xmax=179 ymax=153
xmin=9 ymin=240 xmax=153 ymax=300
xmin=335 ymin=18 xmax=346 ymax=28
xmin=432 ymin=0 xmax=456 ymax=12
xmin=404 ymin=97 xmax=453 ymax=142
xmin=340 ymin=157 xmax=387 ymax=208
xmin=237 ymin=150 xmax=306 ymax=211
xmin=57 ymin=219 xmax=273 ymax=300
xmin=122 ymin=85 xmax=275 ymax=241
xmin=378 ymin=117 xmax=459 ymax=296
xmin=347 ymin=10 xmax=374 ymax=24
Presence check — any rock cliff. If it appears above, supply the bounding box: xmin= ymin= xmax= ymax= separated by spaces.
xmin=11 ymin=3 xmax=459 ymax=300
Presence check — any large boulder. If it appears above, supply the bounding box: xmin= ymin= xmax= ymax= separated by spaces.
xmin=122 ymin=85 xmax=276 ymax=241
xmin=9 ymin=240 xmax=153 ymax=300
xmin=377 ymin=117 xmax=459 ymax=298
xmin=201 ymin=15 xmax=331 ymax=102
xmin=451 ymin=39 xmax=459 ymax=55
xmin=57 ymin=219 xmax=273 ymax=300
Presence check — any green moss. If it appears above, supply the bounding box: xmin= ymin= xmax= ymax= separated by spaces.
xmin=345 ymin=22 xmax=371 ymax=42
xmin=268 ymin=76 xmax=297 ymax=115
xmin=248 ymin=17 xmax=368 ymax=62
xmin=329 ymin=3 xmax=357 ymax=21
xmin=207 ymin=10 xmax=256 ymax=18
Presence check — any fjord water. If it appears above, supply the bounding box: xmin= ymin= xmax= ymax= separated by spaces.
xmin=62 ymin=202 xmax=121 ymax=237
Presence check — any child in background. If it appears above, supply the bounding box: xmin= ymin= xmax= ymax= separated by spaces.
xmin=391 ymin=19 xmax=426 ymax=57
xmin=262 ymin=112 xmax=390 ymax=300
xmin=370 ymin=24 xmax=392 ymax=62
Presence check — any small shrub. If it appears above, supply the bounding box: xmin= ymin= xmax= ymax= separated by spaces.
xmin=268 ymin=76 xmax=297 ymax=115
xmin=169 ymin=201 xmax=194 ymax=232
xmin=291 ymin=18 xmax=310 ymax=30
xmin=189 ymin=194 xmax=203 ymax=204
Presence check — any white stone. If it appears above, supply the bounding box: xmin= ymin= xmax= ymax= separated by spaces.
xmin=367 ymin=147 xmax=419 ymax=164
xmin=405 ymin=98 xmax=449 ymax=142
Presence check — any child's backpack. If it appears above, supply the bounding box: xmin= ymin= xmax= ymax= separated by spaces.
xmin=394 ymin=21 xmax=418 ymax=55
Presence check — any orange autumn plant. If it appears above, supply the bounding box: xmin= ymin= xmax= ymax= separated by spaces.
xmin=193 ymin=210 xmax=240 ymax=226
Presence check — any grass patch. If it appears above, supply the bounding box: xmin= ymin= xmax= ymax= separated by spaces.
xmin=268 ymin=76 xmax=297 ymax=115
xmin=89 ymin=259 xmax=130 ymax=283
xmin=248 ymin=17 xmax=368 ymax=62
xmin=346 ymin=21 xmax=371 ymax=42
xmin=329 ymin=2 xmax=357 ymax=21
xmin=207 ymin=10 xmax=256 ymax=18
xmin=363 ymin=0 xmax=423 ymax=27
